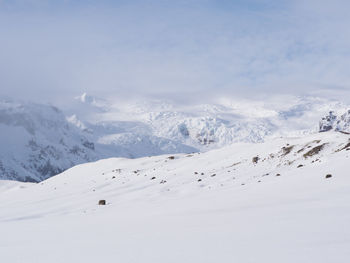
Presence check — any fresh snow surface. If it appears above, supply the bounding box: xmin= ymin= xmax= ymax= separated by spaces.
xmin=1 ymin=131 xmax=350 ymax=263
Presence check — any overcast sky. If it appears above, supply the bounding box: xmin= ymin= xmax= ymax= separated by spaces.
xmin=1 ymin=0 xmax=350 ymax=103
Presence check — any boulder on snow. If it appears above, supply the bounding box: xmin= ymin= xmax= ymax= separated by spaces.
xmin=98 ymin=200 xmax=106 ymax=205
xmin=252 ymin=156 xmax=259 ymax=164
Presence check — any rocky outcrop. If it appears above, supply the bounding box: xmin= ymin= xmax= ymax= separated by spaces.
xmin=319 ymin=111 xmax=337 ymax=132
xmin=336 ymin=110 xmax=350 ymax=133
xmin=319 ymin=110 xmax=350 ymax=134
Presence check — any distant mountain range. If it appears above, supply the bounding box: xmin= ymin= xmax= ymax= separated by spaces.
xmin=0 ymin=94 xmax=349 ymax=182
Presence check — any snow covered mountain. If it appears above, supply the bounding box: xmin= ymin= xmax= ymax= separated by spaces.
xmin=1 ymin=131 xmax=350 ymax=262
xmin=0 ymin=98 xmax=195 ymax=182
xmin=1 ymin=94 xmax=349 ymax=182
xmin=0 ymin=99 xmax=99 ymax=182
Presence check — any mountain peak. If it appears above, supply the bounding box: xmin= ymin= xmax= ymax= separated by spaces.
xmin=77 ymin=93 xmax=96 ymax=104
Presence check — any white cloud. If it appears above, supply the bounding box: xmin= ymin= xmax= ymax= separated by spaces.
xmin=0 ymin=0 xmax=350 ymax=103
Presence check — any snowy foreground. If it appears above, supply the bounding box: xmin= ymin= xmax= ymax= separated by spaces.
xmin=1 ymin=132 xmax=350 ymax=263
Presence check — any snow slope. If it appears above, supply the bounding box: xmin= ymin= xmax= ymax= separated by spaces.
xmin=1 ymin=131 xmax=350 ymax=263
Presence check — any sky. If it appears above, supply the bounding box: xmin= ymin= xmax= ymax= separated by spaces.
xmin=1 ymin=0 xmax=350 ymax=103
